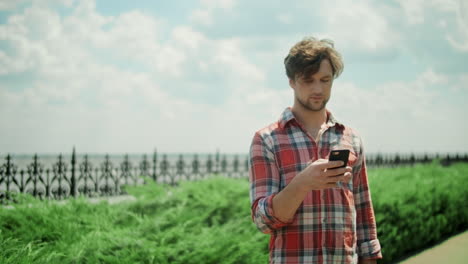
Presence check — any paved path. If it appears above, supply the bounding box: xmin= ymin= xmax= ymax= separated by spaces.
xmin=399 ymin=230 xmax=468 ymax=264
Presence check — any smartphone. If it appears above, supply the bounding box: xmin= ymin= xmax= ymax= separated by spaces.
xmin=328 ymin=149 xmax=350 ymax=169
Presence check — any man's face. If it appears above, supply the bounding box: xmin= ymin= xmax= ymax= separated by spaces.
xmin=289 ymin=59 xmax=334 ymax=112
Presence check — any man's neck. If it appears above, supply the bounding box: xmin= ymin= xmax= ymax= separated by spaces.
xmin=291 ymin=105 xmax=328 ymax=132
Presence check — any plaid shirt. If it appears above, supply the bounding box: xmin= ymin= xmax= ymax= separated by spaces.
xmin=249 ymin=107 xmax=382 ymax=264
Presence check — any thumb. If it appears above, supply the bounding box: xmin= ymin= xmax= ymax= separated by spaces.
xmin=307 ymin=158 xmax=327 ymax=165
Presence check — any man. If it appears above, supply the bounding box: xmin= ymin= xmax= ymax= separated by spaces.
xmin=249 ymin=37 xmax=382 ymax=264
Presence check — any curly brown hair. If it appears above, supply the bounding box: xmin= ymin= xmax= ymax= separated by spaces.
xmin=284 ymin=37 xmax=344 ymax=80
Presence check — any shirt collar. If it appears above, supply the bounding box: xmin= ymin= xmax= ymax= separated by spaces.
xmin=278 ymin=107 xmax=343 ymax=129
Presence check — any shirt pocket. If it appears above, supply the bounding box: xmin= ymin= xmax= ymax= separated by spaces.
xmin=276 ymin=149 xmax=309 ymax=188
xmin=329 ymin=137 xmax=359 ymax=168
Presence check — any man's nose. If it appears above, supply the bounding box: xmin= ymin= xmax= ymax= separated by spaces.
xmin=309 ymin=81 xmax=323 ymax=92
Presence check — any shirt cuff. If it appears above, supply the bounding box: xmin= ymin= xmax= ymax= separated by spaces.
xmin=263 ymin=194 xmax=295 ymax=228
xmin=358 ymin=239 xmax=383 ymax=259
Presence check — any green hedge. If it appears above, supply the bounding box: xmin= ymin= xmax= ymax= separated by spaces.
xmin=370 ymin=161 xmax=468 ymax=263
xmin=0 ymin=161 xmax=467 ymax=263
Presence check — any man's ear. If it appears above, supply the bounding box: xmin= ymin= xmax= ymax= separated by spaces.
xmin=289 ymin=78 xmax=295 ymax=89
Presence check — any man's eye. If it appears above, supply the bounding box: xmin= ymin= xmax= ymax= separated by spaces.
xmin=321 ymin=79 xmax=330 ymax=83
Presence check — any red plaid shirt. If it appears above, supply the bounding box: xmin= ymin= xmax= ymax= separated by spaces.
xmin=249 ymin=107 xmax=382 ymax=264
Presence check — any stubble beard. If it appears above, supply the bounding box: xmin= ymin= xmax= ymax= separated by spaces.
xmin=296 ymin=95 xmax=329 ymax=112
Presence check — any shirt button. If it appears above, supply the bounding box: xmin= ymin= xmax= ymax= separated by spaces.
xmin=322 ymin=218 xmax=327 ymax=223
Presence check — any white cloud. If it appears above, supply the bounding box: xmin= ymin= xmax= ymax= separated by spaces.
xmin=317 ymin=0 xmax=401 ymax=54
xmin=0 ymin=0 xmax=466 ymax=155
xmin=438 ymin=19 xmax=447 ymax=29
xmin=171 ymin=26 xmax=206 ymax=51
xmin=277 ymin=13 xmax=293 ymax=25
xmin=396 ymin=0 xmax=459 ymax=25
xmin=200 ymin=0 xmax=236 ymax=9
xmin=332 ymin=69 xmax=449 ymax=120
xmin=0 ymin=0 xmax=275 ymax=154
xmin=396 ymin=0 xmax=468 ymax=52
xmin=446 ymin=0 xmax=468 ymax=52
xmin=0 ymin=0 xmax=22 ymax=10
xmin=211 ymin=38 xmax=266 ymax=82
xmin=453 ymin=73 xmax=468 ymax=92
xmin=329 ymin=68 xmax=468 ymax=153
xmin=396 ymin=0 xmax=426 ymax=24
xmin=190 ymin=9 xmax=213 ymax=26
xmin=0 ymin=0 xmax=69 ymax=11
xmin=189 ymin=0 xmax=237 ymax=26
xmin=0 ymin=6 xmax=61 ymax=74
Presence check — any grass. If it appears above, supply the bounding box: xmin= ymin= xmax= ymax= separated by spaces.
xmin=0 ymin=176 xmax=268 ymax=264
xmin=0 ymin=161 xmax=467 ymax=263
xmin=368 ymin=161 xmax=468 ymax=262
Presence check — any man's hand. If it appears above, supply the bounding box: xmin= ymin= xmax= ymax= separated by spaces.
xmin=271 ymin=159 xmax=353 ymax=223
xmin=292 ymin=159 xmax=352 ymax=191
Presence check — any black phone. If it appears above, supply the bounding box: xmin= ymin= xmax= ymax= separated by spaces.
xmin=328 ymin=149 xmax=350 ymax=169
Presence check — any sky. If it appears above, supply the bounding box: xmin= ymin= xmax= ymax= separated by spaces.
xmin=0 ymin=0 xmax=467 ymax=155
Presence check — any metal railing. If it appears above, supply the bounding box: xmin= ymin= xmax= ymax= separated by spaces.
xmin=1 ymin=147 xmax=466 ymax=202
xmin=0 ymin=148 xmax=249 ymax=202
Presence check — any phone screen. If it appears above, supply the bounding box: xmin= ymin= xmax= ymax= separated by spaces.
xmin=329 ymin=149 xmax=350 ymax=169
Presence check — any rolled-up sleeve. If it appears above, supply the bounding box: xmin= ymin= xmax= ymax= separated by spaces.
xmin=353 ymin=141 xmax=383 ymax=260
xmin=249 ymin=132 xmax=293 ymax=234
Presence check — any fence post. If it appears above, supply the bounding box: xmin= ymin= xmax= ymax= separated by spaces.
xmin=71 ymin=147 xmax=77 ymax=198
xmin=153 ymin=149 xmax=158 ymax=182
xmin=140 ymin=154 xmax=150 ymax=178
xmin=176 ymin=154 xmax=186 ymax=181
xmin=161 ymin=154 xmax=169 ymax=184
xmin=375 ymin=153 xmax=383 ymax=167
xmin=233 ymin=155 xmax=239 ymax=177
xmin=192 ymin=154 xmax=200 ymax=179
xmin=206 ymin=154 xmax=213 ymax=177
xmin=244 ymin=157 xmax=249 ymax=178
xmin=441 ymin=153 xmax=451 ymax=166
xmin=221 ymin=154 xmax=227 ymax=176
xmin=423 ymin=153 xmax=429 ymax=164
xmin=215 ymin=149 xmax=220 ymax=174
xmin=2 ymin=154 xmax=17 ymax=202
xmin=394 ymin=153 xmax=400 ymax=167
xmin=409 ymin=153 xmax=415 ymax=166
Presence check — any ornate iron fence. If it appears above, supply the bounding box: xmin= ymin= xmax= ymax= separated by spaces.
xmin=1 ymin=148 xmax=467 ymax=203
xmin=0 ymin=148 xmax=249 ymax=202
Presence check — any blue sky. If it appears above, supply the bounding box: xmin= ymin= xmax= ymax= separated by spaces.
xmin=0 ymin=0 xmax=467 ymax=155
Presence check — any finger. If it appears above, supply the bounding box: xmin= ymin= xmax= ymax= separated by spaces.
xmin=324 ymin=167 xmax=347 ymax=177
xmin=317 ymin=160 xmax=344 ymax=170
xmin=326 ymin=175 xmax=346 ymax=184
xmin=326 ymin=172 xmax=352 ymax=184
xmin=342 ymin=172 xmax=352 ymax=182
xmin=314 ymin=159 xmax=329 ymax=165
xmin=307 ymin=158 xmax=327 ymax=166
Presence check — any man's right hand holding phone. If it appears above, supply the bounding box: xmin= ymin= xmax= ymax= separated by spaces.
xmin=272 ymin=158 xmax=353 ymax=223
xmin=292 ymin=159 xmax=353 ymax=191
